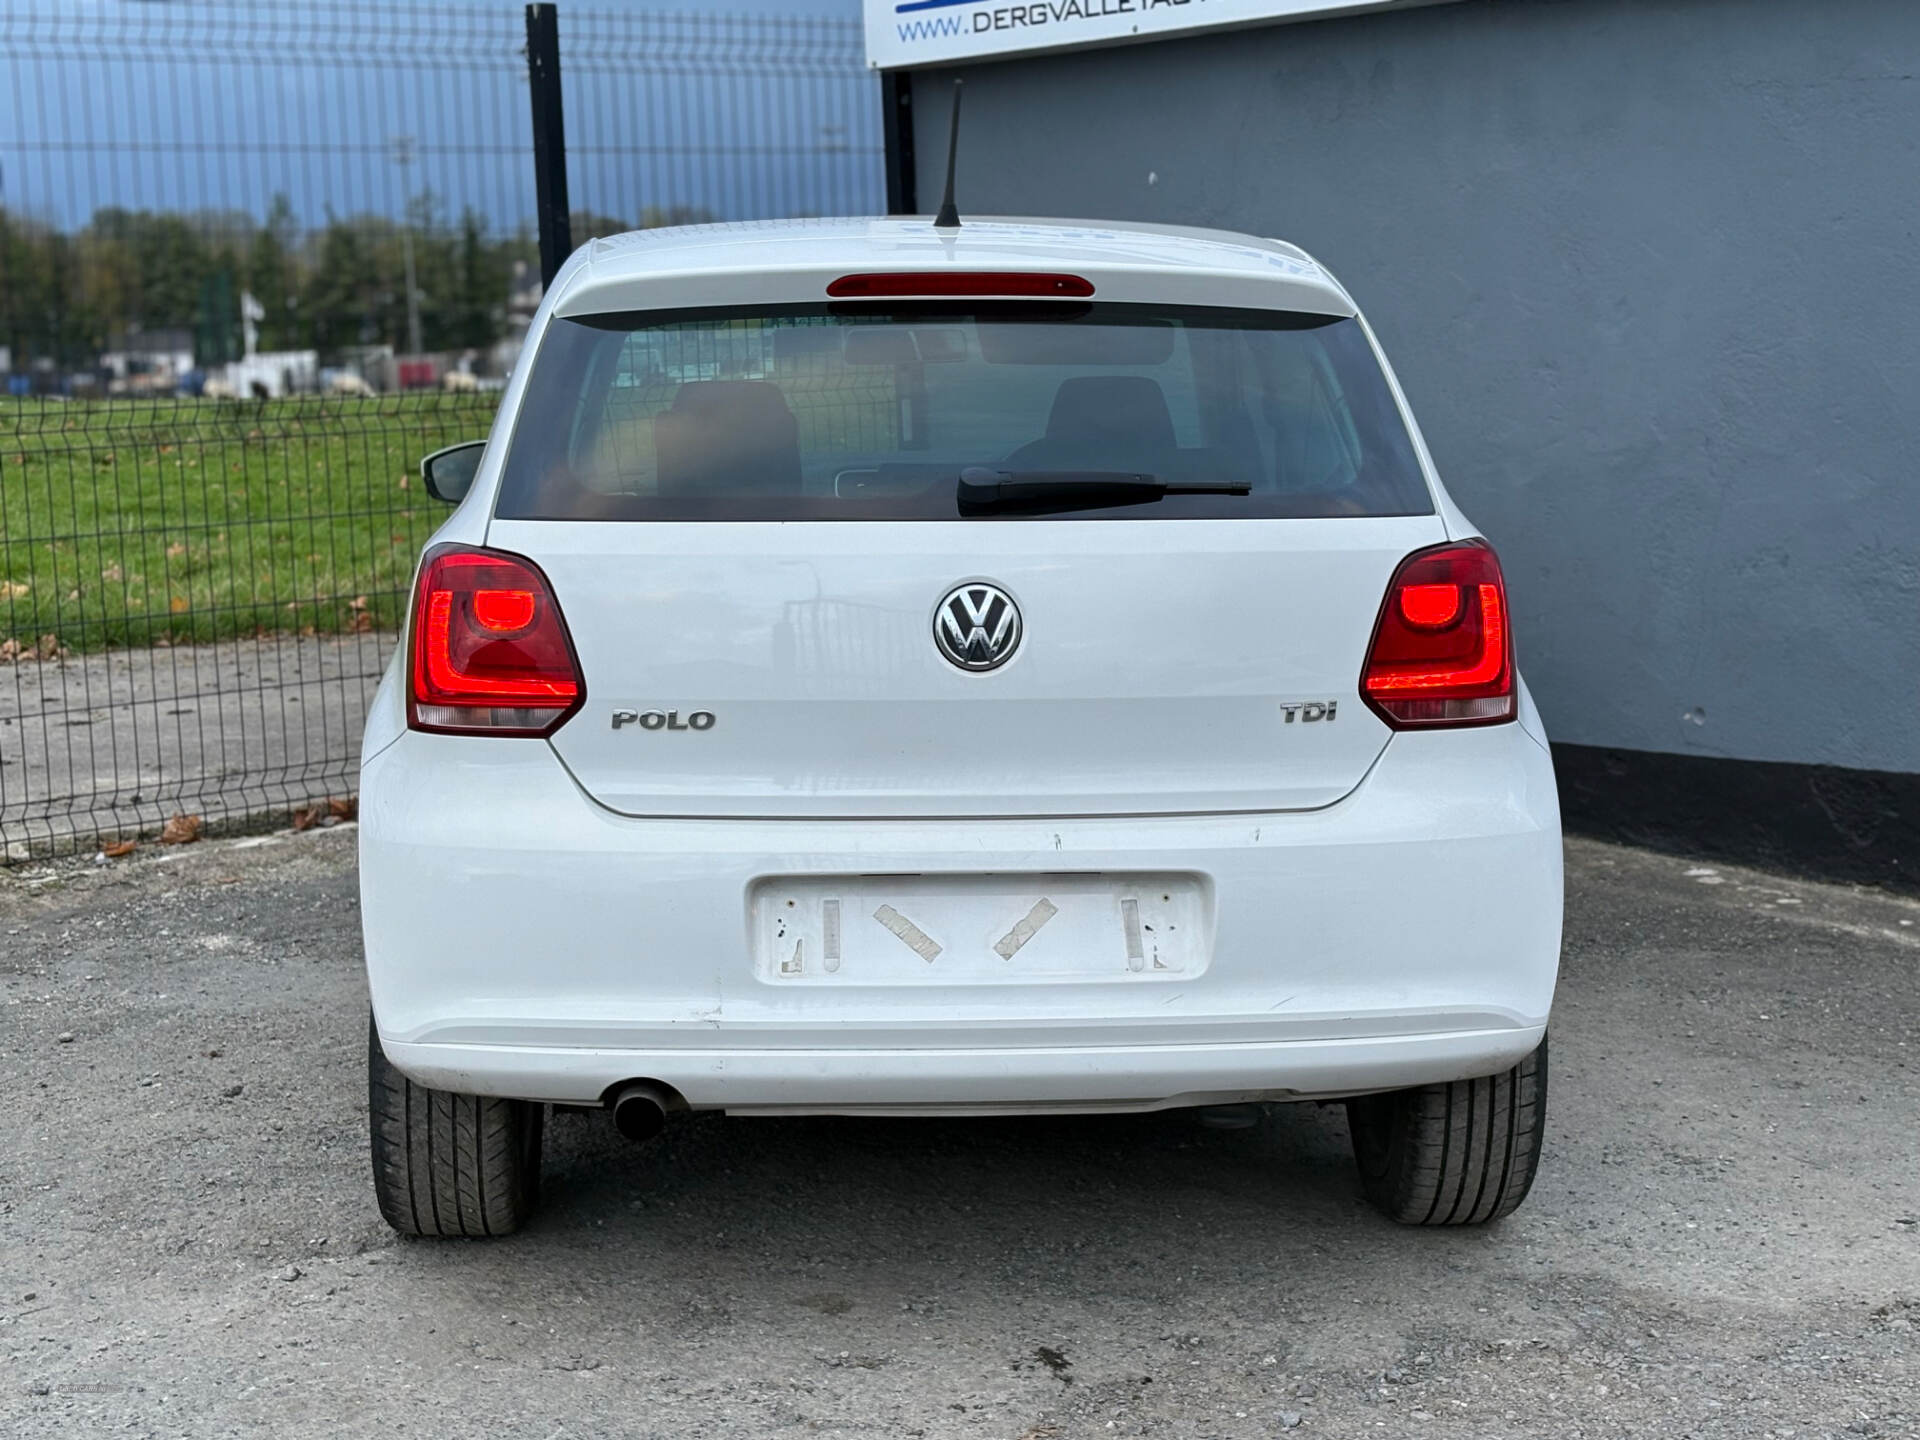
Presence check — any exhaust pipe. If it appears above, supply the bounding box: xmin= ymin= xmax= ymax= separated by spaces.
xmin=608 ymin=1081 xmax=673 ymax=1142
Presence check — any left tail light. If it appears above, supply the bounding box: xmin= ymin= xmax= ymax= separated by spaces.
xmin=407 ymin=545 xmax=584 ymax=736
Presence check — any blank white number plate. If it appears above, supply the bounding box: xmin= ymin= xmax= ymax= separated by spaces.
xmin=750 ymin=873 xmax=1210 ymax=985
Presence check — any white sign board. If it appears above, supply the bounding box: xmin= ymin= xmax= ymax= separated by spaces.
xmin=867 ymin=0 xmax=1445 ymax=69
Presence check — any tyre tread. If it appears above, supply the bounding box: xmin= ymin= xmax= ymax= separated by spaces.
xmin=367 ymin=1014 xmax=541 ymax=1237
xmin=1347 ymin=1036 xmax=1548 ymax=1226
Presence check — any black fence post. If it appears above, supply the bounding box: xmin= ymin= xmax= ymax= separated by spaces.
xmin=526 ymin=3 xmax=572 ymax=288
xmin=882 ymin=71 xmax=916 ymax=216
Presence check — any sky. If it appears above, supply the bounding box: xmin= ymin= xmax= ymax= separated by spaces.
xmin=94 ymin=0 xmax=863 ymax=12
xmin=443 ymin=0 xmax=860 ymax=12
xmin=1 ymin=0 xmax=881 ymax=234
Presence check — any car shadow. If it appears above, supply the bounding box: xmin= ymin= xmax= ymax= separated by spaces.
xmin=544 ymin=1102 xmax=1359 ymax=1223
xmin=351 ymin=1098 xmax=1566 ymax=1429
xmin=489 ymin=1102 xmax=1502 ymax=1304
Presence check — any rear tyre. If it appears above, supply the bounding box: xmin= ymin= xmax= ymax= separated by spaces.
xmin=368 ymin=1013 xmax=543 ymax=1237
xmin=1345 ymin=1034 xmax=1547 ymax=1226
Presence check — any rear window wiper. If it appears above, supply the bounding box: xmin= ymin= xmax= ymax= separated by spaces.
xmin=957 ymin=467 xmax=1251 ymax=511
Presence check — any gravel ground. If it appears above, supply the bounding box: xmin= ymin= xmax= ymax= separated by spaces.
xmin=2 ymin=830 xmax=1916 ymax=1439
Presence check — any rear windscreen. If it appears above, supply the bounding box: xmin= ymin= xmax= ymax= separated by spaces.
xmin=493 ymin=303 xmax=1434 ymax=521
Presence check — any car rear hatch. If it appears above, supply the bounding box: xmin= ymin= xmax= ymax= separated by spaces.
xmin=483 ymin=292 xmax=1445 ymax=820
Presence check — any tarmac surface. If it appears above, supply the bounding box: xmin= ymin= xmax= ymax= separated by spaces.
xmin=0 ymin=635 xmax=388 ymax=859
xmin=2 ymin=829 xmax=1916 ymax=1438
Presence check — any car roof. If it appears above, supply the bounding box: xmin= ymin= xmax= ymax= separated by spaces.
xmin=551 ymin=216 xmax=1355 ymax=319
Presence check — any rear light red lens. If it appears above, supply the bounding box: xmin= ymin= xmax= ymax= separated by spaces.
xmin=1398 ymin=583 xmax=1463 ymax=629
xmin=826 ymin=271 xmax=1095 ymax=299
xmin=472 ymin=588 xmax=537 ymax=633
xmin=408 ymin=546 xmax=583 ymax=736
xmin=1362 ymin=540 xmax=1515 ymax=728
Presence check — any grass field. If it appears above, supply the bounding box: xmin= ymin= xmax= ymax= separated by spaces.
xmin=1 ymin=393 xmax=498 ymax=653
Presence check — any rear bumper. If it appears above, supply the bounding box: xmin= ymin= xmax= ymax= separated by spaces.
xmin=382 ymin=1025 xmax=1546 ymax=1114
xmin=360 ymin=722 xmax=1561 ymax=1111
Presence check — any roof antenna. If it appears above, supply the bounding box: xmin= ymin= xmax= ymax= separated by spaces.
xmin=932 ymin=80 xmax=963 ymax=230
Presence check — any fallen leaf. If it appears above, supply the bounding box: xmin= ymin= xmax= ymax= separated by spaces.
xmin=290 ymin=806 xmax=319 ymax=832
xmin=1 ymin=580 xmax=29 ymax=599
xmin=160 ymin=814 xmax=203 ymax=845
xmin=348 ymin=595 xmax=368 ymax=611
xmin=327 ymin=796 xmax=358 ymax=821
xmin=36 ymin=634 xmax=65 ymax=660
xmin=0 ymin=639 xmax=19 ymax=663
xmin=101 ymin=565 xmax=123 ymax=582
xmin=397 ymin=475 xmax=409 ymax=490
xmin=169 ymin=596 xmax=189 ymax=614
xmin=102 ymin=839 xmax=136 ymax=858
xmin=166 ymin=543 xmax=187 ymax=558
xmin=348 ymin=611 xmax=373 ymax=633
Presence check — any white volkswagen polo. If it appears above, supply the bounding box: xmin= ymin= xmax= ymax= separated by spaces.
xmin=360 ymin=215 xmax=1561 ymax=1237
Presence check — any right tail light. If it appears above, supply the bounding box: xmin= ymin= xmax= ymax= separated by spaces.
xmin=1361 ymin=539 xmax=1515 ymax=728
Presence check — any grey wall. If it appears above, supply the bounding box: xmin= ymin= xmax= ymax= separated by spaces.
xmin=913 ymin=0 xmax=1920 ymax=774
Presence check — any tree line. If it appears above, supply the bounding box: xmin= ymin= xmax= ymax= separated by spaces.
xmin=0 ymin=197 xmax=711 ymax=374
